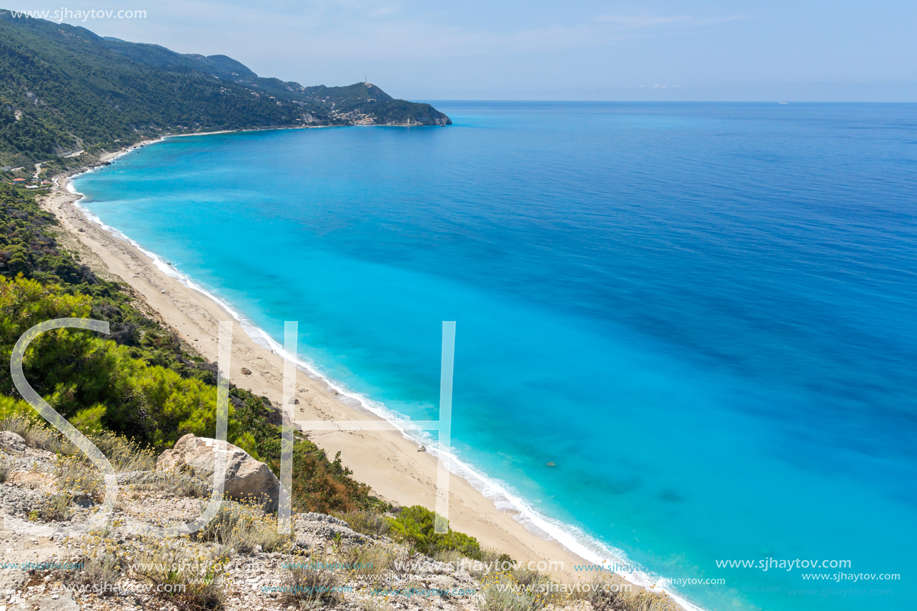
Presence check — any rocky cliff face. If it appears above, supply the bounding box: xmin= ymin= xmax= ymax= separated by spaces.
xmin=385 ymin=114 xmax=452 ymax=127
xmin=0 ymin=430 xmax=481 ymax=611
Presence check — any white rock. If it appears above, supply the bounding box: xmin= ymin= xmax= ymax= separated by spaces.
xmin=0 ymin=431 xmax=26 ymax=453
xmin=156 ymin=434 xmax=280 ymax=511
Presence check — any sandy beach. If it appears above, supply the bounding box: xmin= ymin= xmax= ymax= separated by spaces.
xmin=37 ymin=142 xmax=669 ymax=602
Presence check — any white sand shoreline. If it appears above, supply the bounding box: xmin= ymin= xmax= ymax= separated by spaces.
xmin=39 ymin=133 xmax=699 ymax=611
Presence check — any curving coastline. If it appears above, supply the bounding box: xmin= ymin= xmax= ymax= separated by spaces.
xmin=43 ymin=138 xmax=703 ymax=611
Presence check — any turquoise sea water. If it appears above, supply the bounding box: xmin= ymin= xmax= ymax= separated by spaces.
xmin=74 ymin=103 xmax=917 ymax=611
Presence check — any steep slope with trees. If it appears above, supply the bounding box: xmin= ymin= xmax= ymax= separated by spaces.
xmin=0 ymin=9 xmax=450 ymax=168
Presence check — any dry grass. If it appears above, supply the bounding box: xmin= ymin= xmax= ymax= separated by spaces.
xmin=55 ymin=454 xmax=103 ymax=501
xmin=120 ymin=468 xmax=211 ymax=498
xmin=433 ymin=547 xmax=463 ymax=560
xmin=130 ymin=537 xmax=227 ymax=611
xmin=474 ymin=562 xmax=673 ymax=611
xmin=90 ymin=430 xmax=156 ymax=471
xmin=564 ymin=578 xmax=676 ymax=611
xmin=282 ymin=560 xmax=345 ymax=609
xmin=466 ymin=549 xmax=516 ymax=579
xmin=359 ymin=597 xmax=393 ymax=611
xmin=0 ymin=415 xmax=75 ymax=454
xmin=565 ymin=577 xmax=630 ymax=610
xmin=478 ymin=571 xmax=552 ymax=611
xmin=159 ymin=472 xmax=210 ymax=498
xmin=341 ymin=542 xmax=402 ymax=577
xmin=510 ymin=567 xmax=552 ymax=589
xmin=0 ymin=416 xmax=159 ymax=470
xmin=615 ymin=591 xmax=680 ymax=611
xmin=63 ymin=534 xmax=124 ymax=594
xmin=337 ymin=541 xmax=408 ymax=590
xmin=35 ymin=492 xmax=72 ymax=522
xmin=196 ymin=499 xmax=292 ymax=554
xmin=334 ymin=510 xmax=391 ymax=537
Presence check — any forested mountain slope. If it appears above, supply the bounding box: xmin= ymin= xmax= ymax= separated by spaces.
xmin=0 ymin=9 xmax=450 ymax=167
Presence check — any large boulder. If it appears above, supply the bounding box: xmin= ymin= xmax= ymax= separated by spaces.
xmin=156 ymin=434 xmax=280 ymax=511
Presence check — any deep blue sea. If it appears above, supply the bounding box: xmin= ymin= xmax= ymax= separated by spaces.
xmin=74 ymin=103 xmax=917 ymax=611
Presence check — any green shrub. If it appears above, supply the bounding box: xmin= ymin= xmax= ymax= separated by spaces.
xmin=0 ymin=274 xmax=249 ymax=450
xmin=386 ymin=505 xmax=482 ymax=559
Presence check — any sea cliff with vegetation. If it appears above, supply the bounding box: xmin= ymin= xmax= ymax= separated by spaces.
xmin=0 ymin=8 xmax=450 ymax=172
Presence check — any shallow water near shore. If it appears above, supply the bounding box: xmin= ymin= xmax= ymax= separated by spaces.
xmin=74 ymin=102 xmax=917 ymax=611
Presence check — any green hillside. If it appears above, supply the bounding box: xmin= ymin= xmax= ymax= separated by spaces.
xmin=0 ymin=182 xmax=383 ymax=513
xmin=0 ymin=9 xmax=450 ymax=168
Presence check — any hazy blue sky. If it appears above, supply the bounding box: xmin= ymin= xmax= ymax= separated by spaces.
xmin=8 ymin=1 xmax=917 ymax=100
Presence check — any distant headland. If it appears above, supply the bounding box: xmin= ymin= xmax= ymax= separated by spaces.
xmin=0 ymin=8 xmax=451 ymax=170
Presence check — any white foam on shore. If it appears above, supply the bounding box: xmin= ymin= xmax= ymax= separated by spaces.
xmin=67 ymin=147 xmax=707 ymax=611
